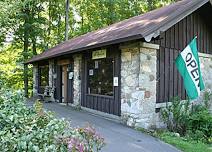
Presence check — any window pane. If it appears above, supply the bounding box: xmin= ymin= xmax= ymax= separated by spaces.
xmin=87 ymin=58 xmax=113 ymax=96
xmin=40 ymin=66 xmax=49 ymax=87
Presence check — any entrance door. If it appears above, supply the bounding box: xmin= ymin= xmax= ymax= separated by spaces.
xmin=62 ymin=65 xmax=67 ymax=103
xmin=56 ymin=59 xmax=73 ymax=104
xmin=61 ymin=64 xmax=74 ymax=104
xmin=82 ymin=46 xmax=121 ymax=116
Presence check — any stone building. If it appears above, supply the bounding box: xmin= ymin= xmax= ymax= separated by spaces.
xmin=27 ymin=0 xmax=212 ymax=129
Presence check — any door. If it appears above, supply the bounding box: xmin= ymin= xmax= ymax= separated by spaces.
xmin=62 ymin=65 xmax=67 ymax=103
xmin=82 ymin=46 xmax=121 ymax=116
xmin=56 ymin=59 xmax=73 ymax=103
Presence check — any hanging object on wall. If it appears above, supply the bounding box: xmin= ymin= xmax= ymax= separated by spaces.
xmin=92 ymin=49 xmax=106 ymax=60
xmin=113 ymin=77 xmax=119 ymax=86
xmin=89 ymin=69 xmax=94 ymax=76
xmin=68 ymin=72 xmax=74 ymax=80
xmin=95 ymin=60 xmax=99 ymax=69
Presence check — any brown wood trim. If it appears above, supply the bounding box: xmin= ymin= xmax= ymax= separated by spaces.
xmin=86 ymin=94 xmax=114 ymax=99
xmin=57 ymin=59 xmax=71 ymax=65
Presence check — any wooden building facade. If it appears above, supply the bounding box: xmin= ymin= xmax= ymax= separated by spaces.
xmin=153 ymin=2 xmax=212 ymax=103
xmin=28 ymin=0 xmax=212 ymax=129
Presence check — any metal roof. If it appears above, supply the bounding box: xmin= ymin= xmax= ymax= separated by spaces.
xmin=26 ymin=0 xmax=210 ymax=64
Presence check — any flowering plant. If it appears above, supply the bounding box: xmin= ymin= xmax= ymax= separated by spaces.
xmin=0 ymin=90 xmax=105 ymax=152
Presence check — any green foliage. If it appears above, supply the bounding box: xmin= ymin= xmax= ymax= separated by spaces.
xmin=188 ymin=105 xmax=212 ymax=143
xmin=157 ymin=131 xmax=211 ymax=152
xmin=0 ymin=0 xmax=177 ymax=93
xmin=0 ymin=89 xmax=105 ymax=151
xmin=161 ymin=93 xmax=212 ymax=144
xmin=161 ymin=97 xmax=190 ymax=135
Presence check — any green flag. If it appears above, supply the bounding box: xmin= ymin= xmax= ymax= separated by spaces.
xmin=175 ymin=37 xmax=205 ymax=100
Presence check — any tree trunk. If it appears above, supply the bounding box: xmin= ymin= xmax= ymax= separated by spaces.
xmin=65 ymin=0 xmax=70 ymax=41
xmin=47 ymin=0 xmax=52 ymax=49
xmin=23 ymin=9 xmax=30 ymax=98
xmin=32 ymin=37 xmax=37 ymax=55
xmin=58 ymin=14 xmax=61 ymax=44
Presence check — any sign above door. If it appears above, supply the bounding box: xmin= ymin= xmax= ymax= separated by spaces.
xmin=92 ymin=49 xmax=106 ymax=60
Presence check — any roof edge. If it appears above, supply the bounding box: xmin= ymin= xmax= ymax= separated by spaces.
xmin=25 ymin=34 xmax=144 ymax=64
xmin=143 ymin=0 xmax=209 ymax=41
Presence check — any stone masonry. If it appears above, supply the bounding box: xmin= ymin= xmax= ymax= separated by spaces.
xmin=33 ymin=64 xmax=38 ymax=96
xmin=120 ymin=42 xmax=159 ymax=129
xmin=49 ymin=60 xmax=54 ymax=88
xmin=198 ymin=53 xmax=212 ymax=112
xmin=73 ymin=54 xmax=82 ymax=106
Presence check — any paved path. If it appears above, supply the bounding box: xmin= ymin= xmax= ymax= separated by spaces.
xmin=28 ymin=101 xmax=180 ymax=152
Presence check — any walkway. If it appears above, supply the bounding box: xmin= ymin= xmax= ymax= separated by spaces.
xmin=28 ymin=101 xmax=180 ymax=152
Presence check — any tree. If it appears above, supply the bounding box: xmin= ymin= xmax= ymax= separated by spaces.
xmin=0 ymin=0 xmax=177 ymax=95
xmin=65 ymin=0 xmax=70 ymax=41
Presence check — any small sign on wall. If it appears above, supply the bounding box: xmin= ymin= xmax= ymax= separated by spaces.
xmin=89 ymin=69 xmax=94 ymax=76
xmin=113 ymin=77 xmax=119 ymax=86
xmin=94 ymin=61 xmax=99 ymax=69
xmin=92 ymin=49 xmax=106 ymax=60
xmin=69 ymin=72 xmax=74 ymax=79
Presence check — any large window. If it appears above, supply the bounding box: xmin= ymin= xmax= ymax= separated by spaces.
xmin=87 ymin=57 xmax=114 ymax=96
xmin=39 ymin=65 xmax=49 ymax=87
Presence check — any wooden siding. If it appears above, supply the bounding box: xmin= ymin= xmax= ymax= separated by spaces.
xmin=81 ymin=46 xmax=121 ymax=116
xmin=153 ymin=6 xmax=212 ymax=103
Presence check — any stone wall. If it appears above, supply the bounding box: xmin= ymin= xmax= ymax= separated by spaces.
xmin=199 ymin=53 xmax=212 ymax=112
xmin=155 ymin=53 xmax=212 ymax=128
xmin=49 ymin=60 xmax=54 ymax=88
xmin=73 ymin=54 xmax=82 ymax=106
xmin=120 ymin=42 xmax=159 ymax=129
xmin=33 ymin=64 xmax=38 ymax=96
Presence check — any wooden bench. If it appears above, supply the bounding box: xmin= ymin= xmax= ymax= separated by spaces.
xmin=38 ymin=86 xmax=55 ymax=102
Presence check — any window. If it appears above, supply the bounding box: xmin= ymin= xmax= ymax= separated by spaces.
xmin=87 ymin=57 xmax=114 ymax=96
xmin=39 ymin=65 xmax=49 ymax=87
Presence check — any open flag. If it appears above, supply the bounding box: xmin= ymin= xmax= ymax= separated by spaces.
xmin=175 ymin=37 xmax=205 ymax=100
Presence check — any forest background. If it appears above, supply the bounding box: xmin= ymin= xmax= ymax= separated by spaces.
xmin=0 ymin=0 xmax=178 ymax=96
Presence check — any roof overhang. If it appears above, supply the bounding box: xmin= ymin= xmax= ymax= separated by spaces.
xmin=144 ymin=0 xmax=209 ymax=42
xmin=25 ymin=34 xmax=144 ymax=64
xmin=26 ymin=0 xmax=211 ymax=64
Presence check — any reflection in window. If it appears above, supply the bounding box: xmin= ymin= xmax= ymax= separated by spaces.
xmin=39 ymin=65 xmax=49 ymax=87
xmin=87 ymin=58 xmax=114 ymax=96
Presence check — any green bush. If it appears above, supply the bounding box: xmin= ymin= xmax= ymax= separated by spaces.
xmin=161 ymin=94 xmax=212 ymax=143
xmin=161 ymin=97 xmax=190 ymax=135
xmin=188 ymin=105 xmax=212 ymax=143
xmin=0 ymin=90 xmax=105 ymax=152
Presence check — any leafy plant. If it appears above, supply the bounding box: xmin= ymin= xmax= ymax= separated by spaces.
xmin=161 ymin=93 xmax=212 ymax=144
xmin=161 ymin=97 xmax=190 ymax=135
xmin=0 ymin=89 xmax=105 ymax=151
xmin=188 ymin=105 xmax=212 ymax=143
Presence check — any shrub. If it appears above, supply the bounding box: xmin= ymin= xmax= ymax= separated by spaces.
xmin=0 ymin=90 xmax=105 ymax=151
xmin=188 ymin=105 xmax=212 ymax=143
xmin=161 ymin=94 xmax=212 ymax=144
xmin=161 ymin=97 xmax=190 ymax=135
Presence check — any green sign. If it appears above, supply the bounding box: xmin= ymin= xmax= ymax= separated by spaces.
xmin=92 ymin=49 xmax=106 ymax=59
xmin=175 ymin=37 xmax=205 ymax=100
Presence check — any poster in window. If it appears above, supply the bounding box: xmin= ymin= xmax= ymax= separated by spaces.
xmin=89 ymin=69 xmax=94 ymax=76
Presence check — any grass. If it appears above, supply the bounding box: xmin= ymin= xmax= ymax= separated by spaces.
xmin=136 ymin=128 xmax=212 ymax=152
xmin=158 ymin=132 xmax=212 ymax=152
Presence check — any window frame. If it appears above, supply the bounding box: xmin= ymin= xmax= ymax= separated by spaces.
xmin=86 ymin=49 xmax=115 ymax=97
xmin=38 ymin=64 xmax=49 ymax=93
